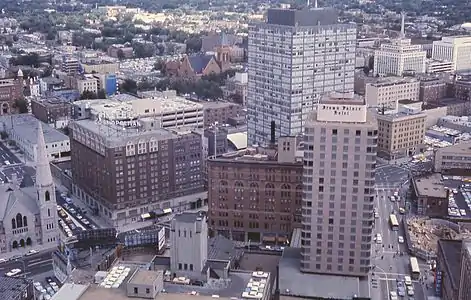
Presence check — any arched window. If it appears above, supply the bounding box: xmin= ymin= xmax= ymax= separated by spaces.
xmin=16 ymin=213 xmax=23 ymax=228
xmin=11 ymin=218 xmax=16 ymax=229
xmin=265 ymin=183 xmax=275 ymax=196
xmin=23 ymin=216 xmax=27 ymax=227
xmin=250 ymin=182 xmax=259 ymax=195
xmin=218 ymin=180 xmax=228 ymax=194
xmin=12 ymin=241 xmax=18 ymax=249
xmin=19 ymin=239 xmax=25 ymax=247
xmin=45 ymin=191 xmax=50 ymax=201
xmin=26 ymin=237 xmax=32 ymax=246
xmin=281 ymin=184 xmax=291 ymax=198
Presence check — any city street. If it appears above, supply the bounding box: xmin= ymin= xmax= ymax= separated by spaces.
xmin=0 ymin=249 xmax=55 ymax=277
xmin=0 ymin=141 xmax=22 ymax=165
xmin=375 ymin=165 xmax=410 ymax=189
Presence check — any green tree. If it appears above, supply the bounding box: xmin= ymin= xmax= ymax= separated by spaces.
xmin=14 ymin=98 xmax=28 ymax=113
xmin=119 ymin=79 xmax=138 ymax=94
xmin=97 ymin=89 xmax=107 ymax=99
xmin=80 ymin=90 xmax=97 ymax=100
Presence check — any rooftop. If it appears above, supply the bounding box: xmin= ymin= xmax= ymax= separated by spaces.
xmin=377 ymin=111 xmax=426 ymax=122
xmin=278 ymin=248 xmax=368 ymax=299
xmin=70 ymin=119 xmax=177 ymax=145
xmin=0 ymin=114 xmax=69 ymax=144
xmin=51 ymin=283 xmax=89 ymax=300
xmin=128 ymin=269 xmax=161 ymax=286
xmin=201 ymin=101 xmax=239 ymax=110
xmin=33 ymin=96 xmax=72 ymax=106
xmin=367 ymin=77 xmax=418 ymax=87
xmin=437 ymin=239 xmax=462 ymax=291
xmin=173 ymin=211 xmax=206 ymax=223
xmin=0 ymin=276 xmax=31 ymax=300
xmin=413 ymin=173 xmax=447 ymax=198
xmin=436 ymin=141 xmax=471 ymax=155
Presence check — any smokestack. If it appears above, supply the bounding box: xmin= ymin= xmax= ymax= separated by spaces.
xmin=274 ymin=265 xmax=280 ymax=300
xmin=270 ymin=121 xmax=276 ymax=145
xmin=314 ymin=0 xmax=318 ymax=8
xmin=400 ymin=12 xmax=405 ymax=38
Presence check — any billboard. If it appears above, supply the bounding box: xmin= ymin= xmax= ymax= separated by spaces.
xmin=158 ymin=226 xmax=165 ymax=251
xmin=75 ymin=228 xmax=117 ymax=248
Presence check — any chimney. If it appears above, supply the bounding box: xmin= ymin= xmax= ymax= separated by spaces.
xmin=270 ymin=121 xmax=276 ymax=145
xmin=400 ymin=12 xmax=405 ymax=38
xmin=274 ymin=265 xmax=280 ymax=300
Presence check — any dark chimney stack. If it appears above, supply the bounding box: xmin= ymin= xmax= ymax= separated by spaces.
xmin=274 ymin=265 xmax=280 ymax=300
xmin=270 ymin=121 xmax=276 ymax=145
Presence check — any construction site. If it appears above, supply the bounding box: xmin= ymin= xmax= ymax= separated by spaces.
xmin=406 ymin=217 xmax=471 ymax=254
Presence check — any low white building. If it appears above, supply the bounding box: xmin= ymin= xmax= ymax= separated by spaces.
xmin=0 ymin=114 xmax=70 ymax=162
xmin=365 ymin=77 xmax=420 ymax=109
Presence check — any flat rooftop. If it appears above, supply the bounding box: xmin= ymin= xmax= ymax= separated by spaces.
xmin=70 ymin=119 xmax=175 ymax=142
xmin=367 ymin=77 xmax=418 ymax=87
xmin=437 ymin=141 xmax=471 ymax=156
xmin=78 ymin=286 xmax=233 ymax=300
xmin=128 ymin=269 xmax=161 ymax=286
xmin=377 ymin=111 xmax=426 ymax=122
xmin=201 ymin=101 xmax=239 ymax=109
xmin=0 ymin=276 xmax=32 ymax=300
xmin=0 ymin=114 xmax=69 ymax=144
xmin=278 ymin=248 xmax=368 ymax=299
xmin=173 ymin=212 xmax=205 ymax=223
xmin=51 ymin=283 xmax=89 ymax=300
xmin=413 ymin=173 xmax=447 ymax=198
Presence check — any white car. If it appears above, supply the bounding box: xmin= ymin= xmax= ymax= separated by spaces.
xmin=404 ymin=276 xmax=412 ymax=286
xmin=398 ymin=236 xmax=404 ymax=244
xmin=376 ymin=233 xmax=383 ymax=244
xmin=0 ymin=258 xmax=7 ymax=263
xmin=26 ymin=249 xmax=39 ymax=256
xmin=407 ymin=286 xmax=414 ymax=296
xmin=390 ymin=196 xmax=396 ymax=202
xmin=389 ymin=291 xmax=398 ymax=300
xmin=6 ymin=268 xmax=21 ymax=277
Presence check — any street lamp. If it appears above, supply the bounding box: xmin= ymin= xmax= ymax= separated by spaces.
xmin=16 ymin=258 xmax=26 ymax=278
xmin=373 ymin=265 xmax=390 ymax=296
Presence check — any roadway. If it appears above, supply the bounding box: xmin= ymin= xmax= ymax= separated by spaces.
xmin=0 ymin=249 xmax=55 ymax=277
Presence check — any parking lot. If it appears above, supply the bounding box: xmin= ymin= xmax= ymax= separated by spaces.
xmin=0 ymin=164 xmax=36 ymax=185
xmin=0 ymin=141 xmax=22 ymax=165
xmin=33 ymin=275 xmax=62 ymax=300
xmin=446 ymin=179 xmax=471 ymax=219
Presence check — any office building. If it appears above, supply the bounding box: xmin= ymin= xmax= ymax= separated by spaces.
xmin=0 ymin=276 xmax=34 ymax=300
xmin=434 ymin=142 xmax=471 ymax=175
xmin=31 ymin=97 xmax=72 ymax=129
xmin=69 ymin=120 xmax=205 ymax=227
xmin=436 ymin=239 xmax=461 ymax=300
xmin=61 ymin=55 xmax=80 ymax=75
xmin=373 ymin=14 xmax=426 ymax=76
xmin=364 ymin=77 xmax=419 ymax=109
xmin=170 ymin=212 xmax=208 ymax=274
xmin=207 ymin=136 xmax=303 ymax=243
xmin=426 ymin=59 xmax=454 ymax=74
xmin=432 ymin=36 xmax=471 ymax=73
xmin=247 ymin=7 xmax=357 ymax=144
xmin=419 ymin=76 xmax=447 ymax=105
xmin=377 ymin=110 xmax=426 ymax=161
xmin=301 ymin=92 xmax=377 ymax=276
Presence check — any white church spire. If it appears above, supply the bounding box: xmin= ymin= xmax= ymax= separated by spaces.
xmin=36 ymin=122 xmax=53 ymax=187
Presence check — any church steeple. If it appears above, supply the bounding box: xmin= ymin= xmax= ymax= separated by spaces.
xmin=36 ymin=122 xmax=53 ymax=188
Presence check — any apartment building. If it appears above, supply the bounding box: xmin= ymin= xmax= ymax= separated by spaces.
xmin=455 ymin=75 xmax=471 ymax=101
xmin=436 ymin=239 xmax=462 ymax=300
xmin=74 ymin=74 xmax=99 ymax=94
xmin=374 ymin=14 xmax=426 ymax=76
xmin=419 ymin=76 xmax=447 ymax=105
xmin=69 ymin=120 xmax=204 ymax=226
xmin=61 ymin=55 xmax=80 ymax=75
xmin=81 ymin=60 xmax=119 ymax=74
xmin=207 ymin=136 xmax=303 ymax=243
xmin=202 ymin=101 xmax=244 ymax=128
xmin=377 ymin=111 xmax=426 ymax=161
xmin=365 ymin=78 xmax=420 ymax=108
xmin=0 ymin=77 xmax=23 ymax=115
xmin=223 ymin=72 xmax=248 ymax=105
xmin=432 ymin=36 xmax=471 ymax=72
xmin=247 ymin=7 xmax=356 ymax=144
xmin=434 ymin=142 xmax=471 ymax=175
xmin=31 ymin=97 xmax=72 ymax=129
xmin=301 ymin=92 xmax=377 ymax=277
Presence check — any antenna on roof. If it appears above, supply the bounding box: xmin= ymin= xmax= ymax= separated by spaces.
xmin=400 ymin=12 xmax=405 ymax=38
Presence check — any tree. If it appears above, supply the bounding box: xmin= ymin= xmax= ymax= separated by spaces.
xmin=14 ymin=98 xmax=28 ymax=113
xmin=97 ymin=89 xmax=107 ymax=99
xmin=186 ymin=36 xmax=202 ymax=53
xmin=133 ymin=43 xmax=155 ymax=58
xmin=80 ymin=90 xmax=98 ymax=100
xmin=119 ymin=79 xmax=138 ymax=94
xmin=117 ymin=49 xmax=125 ymax=60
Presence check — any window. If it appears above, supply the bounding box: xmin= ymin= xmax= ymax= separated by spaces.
xmin=134 ymin=287 xmax=138 ymax=294
xmin=178 ymin=263 xmax=182 ymax=270
xmin=146 ymin=288 xmax=150 ymax=294
xmin=48 ymin=209 xmax=51 ymax=217
xmin=45 ymin=191 xmax=50 ymax=201
xmin=190 ymin=264 xmax=193 ymax=271
xmin=184 ymin=263 xmax=188 ymax=270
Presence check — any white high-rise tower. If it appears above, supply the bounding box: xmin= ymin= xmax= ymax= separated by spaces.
xmin=36 ymin=122 xmax=60 ymax=246
xmin=247 ymin=6 xmax=357 ymax=145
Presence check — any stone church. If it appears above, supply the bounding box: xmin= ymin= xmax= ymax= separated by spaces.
xmin=0 ymin=122 xmax=60 ymax=254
